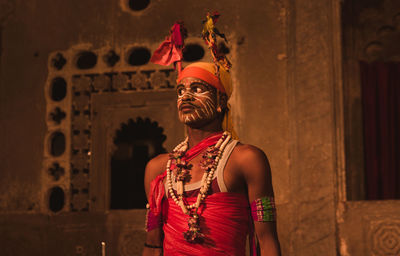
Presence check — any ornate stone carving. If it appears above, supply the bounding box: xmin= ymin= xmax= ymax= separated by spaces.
xmin=48 ymin=162 xmax=65 ymax=181
xmin=72 ymin=133 xmax=90 ymax=150
xmin=119 ymin=229 xmax=146 ymax=256
xmin=168 ymin=70 xmax=177 ymax=87
xmin=112 ymin=73 xmax=129 ymax=91
xmin=49 ymin=107 xmax=66 ymax=124
xmin=370 ymin=220 xmax=400 ymax=255
xmin=103 ymin=50 xmax=120 ymax=67
xmin=45 ymin=44 xmax=180 ymax=213
xmin=73 ymin=93 xmax=90 ymax=112
xmin=131 ymin=72 xmax=147 ymax=89
xmin=149 ymin=71 xmax=168 ymax=89
xmin=51 ymin=53 xmax=67 ymax=70
xmin=365 ymin=41 xmax=384 ymax=60
xmin=93 ymin=75 xmax=111 ymax=92
xmin=71 ymin=153 xmax=89 ymax=170
xmin=71 ymin=193 xmax=89 ymax=211
xmin=359 ymin=6 xmax=400 ymax=61
xmin=72 ymin=114 xmax=90 ymax=131
xmin=73 ymin=76 xmax=92 ymax=93
xmin=71 ymin=172 xmax=89 ymax=191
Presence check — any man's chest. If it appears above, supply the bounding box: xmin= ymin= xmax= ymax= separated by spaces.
xmin=171 ymin=151 xmax=246 ymax=194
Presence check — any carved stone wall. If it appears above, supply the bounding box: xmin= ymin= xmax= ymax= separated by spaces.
xmin=42 ymin=37 xmax=213 ymax=214
xmin=343 ymin=0 xmax=400 ymax=201
xmin=369 ymin=219 xmax=400 ymax=255
xmin=0 ymin=0 xmax=366 ymax=255
xmin=339 ymin=1 xmax=400 ymax=255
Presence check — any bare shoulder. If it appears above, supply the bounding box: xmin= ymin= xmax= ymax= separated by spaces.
xmin=144 ymin=153 xmax=169 ymax=196
xmin=146 ymin=153 xmax=170 ymax=176
xmin=231 ymin=143 xmax=274 ymax=199
xmin=230 ymin=143 xmax=271 ymax=180
xmin=232 ymin=143 xmax=270 ymax=166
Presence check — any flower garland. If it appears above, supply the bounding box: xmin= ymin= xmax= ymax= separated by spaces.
xmin=166 ymin=131 xmax=231 ymax=243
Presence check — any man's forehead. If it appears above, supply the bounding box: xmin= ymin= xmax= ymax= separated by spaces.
xmin=177 ymin=77 xmax=212 ymax=88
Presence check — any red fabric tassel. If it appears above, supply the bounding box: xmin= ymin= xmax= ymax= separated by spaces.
xmin=150 ymin=22 xmax=186 ymax=71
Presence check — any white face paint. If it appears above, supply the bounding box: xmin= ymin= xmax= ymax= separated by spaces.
xmin=176 ymin=77 xmax=218 ymax=126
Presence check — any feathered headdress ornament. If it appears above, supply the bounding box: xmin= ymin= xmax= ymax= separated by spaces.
xmin=201 ymin=11 xmax=232 ymax=75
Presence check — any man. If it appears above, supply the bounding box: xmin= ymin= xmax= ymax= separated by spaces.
xmin=143 ymin=62 xmax=281 ymax=255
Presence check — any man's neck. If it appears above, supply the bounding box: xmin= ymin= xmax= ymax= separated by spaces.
xmin=186 ymin=120 xmax=223 ymax=149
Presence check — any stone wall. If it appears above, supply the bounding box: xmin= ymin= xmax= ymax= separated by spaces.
xmin=0 ymin=0 xmax=344 ymax=255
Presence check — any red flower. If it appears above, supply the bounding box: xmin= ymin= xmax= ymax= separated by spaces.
xmin=200 ymin=157 xmax=214 ymax=172
xmin=183 ymin=215 xmax=203 ymax=243
xmin=175 ymin=160 xmax=192 ymax=182
xmin=176 ymin=169 xmax=191 ymax=182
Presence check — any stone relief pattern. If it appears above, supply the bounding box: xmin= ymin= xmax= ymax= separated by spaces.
xmin=359 ymin=5 xmax=400 ymax=61
xmin=44 ymin=47 xmax=177 ymax=213
xmin=369 ymin=220 xmax=400 ymax=256
xmin=119 ymin=229 xmax=146 ymax=256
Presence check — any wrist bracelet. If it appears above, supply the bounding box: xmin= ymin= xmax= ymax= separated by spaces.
xmin=144 ymin=242 xmax=163 ymax=249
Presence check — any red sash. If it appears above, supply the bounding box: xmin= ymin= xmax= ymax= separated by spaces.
xmin=163 ymin=193 xmax=250 ymax=256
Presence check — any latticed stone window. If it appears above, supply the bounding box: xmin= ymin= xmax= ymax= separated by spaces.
xmin=43 ymin=40 xmax=208 ymax=213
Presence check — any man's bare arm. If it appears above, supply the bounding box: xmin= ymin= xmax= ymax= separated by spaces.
xmin=142 ymin=154 xmax=169 ymax=256
xmin=236 ymin=145 xmax=281 ymax=256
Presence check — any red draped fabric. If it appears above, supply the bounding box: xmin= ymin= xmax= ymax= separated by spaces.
xmin=162 ymin=193 xmax=250 ymax=256
xmin=182 ymin=132 xmax=223 ymax=161
xmin=360 ymin=61 xmax=400 ymax=200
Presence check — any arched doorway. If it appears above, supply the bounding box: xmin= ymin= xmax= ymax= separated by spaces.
xmin=110 ymin=117 xmax=166 ymax=209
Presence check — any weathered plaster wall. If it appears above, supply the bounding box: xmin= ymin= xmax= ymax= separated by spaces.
xmin=0 ymin=0 xmax=343 ymax=255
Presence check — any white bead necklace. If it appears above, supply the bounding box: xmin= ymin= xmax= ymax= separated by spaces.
xmin=166 ymin=132 xmax=231 ymax=215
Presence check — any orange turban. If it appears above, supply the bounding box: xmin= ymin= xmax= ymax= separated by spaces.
xmin=177 ymin=62 xmax=237 ymax=138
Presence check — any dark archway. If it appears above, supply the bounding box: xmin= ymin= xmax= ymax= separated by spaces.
xmin=110 ymin=117 xmax=166 ymax=209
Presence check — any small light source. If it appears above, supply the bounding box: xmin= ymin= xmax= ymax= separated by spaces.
xmin=101 ymin=242 xmax=106 ymax=256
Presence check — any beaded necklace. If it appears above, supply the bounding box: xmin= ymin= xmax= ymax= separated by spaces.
xmin=166 ymin=131 xmax=231 ymax=243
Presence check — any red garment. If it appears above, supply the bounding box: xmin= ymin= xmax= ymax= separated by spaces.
xmin=149 ymin=132 xmax=251 ymax=255
xmin=163 ymin=193 xmax=250 ymax=256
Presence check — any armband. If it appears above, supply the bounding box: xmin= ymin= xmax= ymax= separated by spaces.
xmin=144 ymin=243 xmax=163 ymax=249
xmin=250 ymin=196 xmax=276 ymax=222
xmin=145 ymin=203 xmax=162 ymax=232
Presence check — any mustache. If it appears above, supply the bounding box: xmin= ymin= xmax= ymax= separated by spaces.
xmin=178 ymin=102 xmax=197 ymax=110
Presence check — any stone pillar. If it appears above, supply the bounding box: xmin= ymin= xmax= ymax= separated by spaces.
xmin=286 ymin=0 xmax=341 ymax=254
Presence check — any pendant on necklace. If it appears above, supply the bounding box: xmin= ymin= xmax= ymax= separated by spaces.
xmin=183 ymin=213 xmax=204 ymax=243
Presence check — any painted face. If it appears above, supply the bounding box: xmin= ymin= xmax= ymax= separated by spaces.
xmin=176 ymin=77 xmax=218 ymax=126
